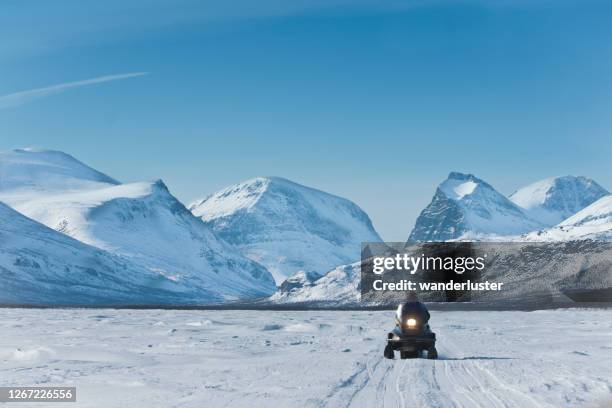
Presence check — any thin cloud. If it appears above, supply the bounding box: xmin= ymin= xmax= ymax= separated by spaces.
xmin=0 ymin=72 xmax=148 ymax=110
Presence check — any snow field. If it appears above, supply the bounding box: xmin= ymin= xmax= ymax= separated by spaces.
xmin=0 ymin=308 xmax=610 ymax=408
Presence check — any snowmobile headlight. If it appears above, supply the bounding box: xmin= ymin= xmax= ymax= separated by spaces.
xmin=406 ymin=318 xmax=417 ymax=328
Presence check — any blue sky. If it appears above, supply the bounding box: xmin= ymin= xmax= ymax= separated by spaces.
xmin=1 ymin=0 xmax=611 ymax=240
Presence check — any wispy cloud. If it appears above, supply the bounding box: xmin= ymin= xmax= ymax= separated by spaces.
xmin=0 ymin=72 xmax=148 ymax=110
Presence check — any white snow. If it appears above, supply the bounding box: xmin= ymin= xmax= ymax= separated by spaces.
xmin=561 ymin=195 xmax=612 ymax=227
xmin=0 ymin=202 xmax=194 ymax=305
xmin=8 ymin=181 xmax=158 ymax=247
xmin=0 ymin=308 xmax=610 ymax=408
xmin=189 ymin=177 xmax=269 ymax=221
xmin=457 ymin=185 xmax=542 ymax=236
xmin=271 ymin=262 xmax=361 ymax=304
xmin=440 ymin=179 xmax=478 ymax=200
xmin=510 ymin=177 xmax=556 ymax=209
xmin=0 ymin=148 xmax=118 ymax=205
xmin=510 ymin=176 xmax=609 ymax=227
xmin=190 ymin=177 xmax=381 ymax=283
xmin=525 ymin=195 xmax=612 ymax=241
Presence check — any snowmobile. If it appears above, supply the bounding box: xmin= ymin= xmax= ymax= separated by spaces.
xmin=384 ymin=302 xmax=438 ymax=359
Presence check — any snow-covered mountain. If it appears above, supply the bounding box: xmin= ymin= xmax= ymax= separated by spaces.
xmin=270 ymin=262 xmax=361 ymax=305
xmin=189 ymin=177 xmax=382 ymax=283
xmin=524 ymin=195 xmax=612 ymax=241
xmin=408 ymin=172 xmax=543 ymax=242
xmin=0 ymin=202 xmax=196 ymax=306
xmin=0 ymin=149 xmax=276 ymax=302
xmin=510 ymin=176 xmax=608 ymax=226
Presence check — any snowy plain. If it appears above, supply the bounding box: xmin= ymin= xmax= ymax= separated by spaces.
xmin=1 ymin=308 xmax=611 ymax=408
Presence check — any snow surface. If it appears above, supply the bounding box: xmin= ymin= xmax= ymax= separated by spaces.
xmin=525 ymin=195 xmax=612 ymax=241
xmin=9 ymin=181 xmax=161 ymax=247
xmin=0 ymin=149 xmax=118 ymax=205
xmin=190 ymin=177 xmax=381 ymax=283
xmin=0 ymin=308 xmax=610 ymax=407
xmin=0 ymin=203 xmax=196 ymax=305
xmin=510 ymin=176 xmax=609 ymax=227
xmin=189 ymin=177 xmax=269 ymax=221
xmin=509 ymin=178 xmax=556 ymax=209
xmin=439 ymin=179 xmax=478 ymax=200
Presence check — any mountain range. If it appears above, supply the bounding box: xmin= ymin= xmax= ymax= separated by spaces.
xmin=408 ymin=172 xmax=609 ymax=242
xmin=1 ymin=148 xmax=611 ymax=306
xmin=0 ymin=148 xmax=275 ymax=304
xmin=279 ymin=172 xmax=611 ymax=305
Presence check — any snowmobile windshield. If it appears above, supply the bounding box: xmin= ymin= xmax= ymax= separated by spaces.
xmin=396 ymin=302 xmax=430 ymax=327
